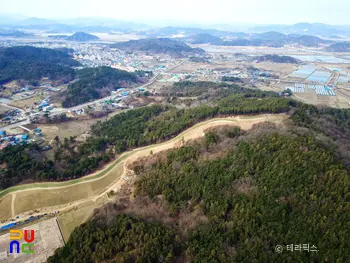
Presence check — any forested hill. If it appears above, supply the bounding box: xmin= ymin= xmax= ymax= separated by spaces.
xmin=325 ymin=42 xmax=350 ymax=52
xmin=111 ymin=38 xmax=205 ymax=57
xmin=0 ymin=46 xmax=80 ymax=85
xmin=62 ymin=66 xmax=140 ymax=108
xmin=182 ymin=32 xmax=329 ymax=47
xmin=65 ymin=32 xmax=99 ymax=42
xmin=48 ymin=105 xmax=349 ymax=262
xmin=254 ymin=54 xmax=299 ymax=64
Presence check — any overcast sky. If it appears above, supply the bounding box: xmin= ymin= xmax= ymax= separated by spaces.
xmin=1 ymin=0 xmax=350 ymax=25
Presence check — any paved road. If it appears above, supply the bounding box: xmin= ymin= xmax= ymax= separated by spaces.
xmin=0 ymin=119 xmax=30 ymax=130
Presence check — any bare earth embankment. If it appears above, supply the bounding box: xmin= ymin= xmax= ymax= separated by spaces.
xmin=0 ymin=114 xmax=288 ymax=232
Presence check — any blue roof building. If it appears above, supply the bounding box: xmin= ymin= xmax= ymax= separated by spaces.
xmin=0 ymin=222 xmax=16 ymax=231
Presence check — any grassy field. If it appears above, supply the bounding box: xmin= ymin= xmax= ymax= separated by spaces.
xmin=41 ymin=122 xmax=91 ymax=141
xmin=58 ymin=199 xmax=102 ymax=241
xmin=41 ymin=110 xmax=123 ymax=141
xmin=0 ymin=194 xmax=12 ymax=221
xmin=12 ymin=162 xmax=124 ymax=216
xmin=10 ymin=94 xmax=40 ymax=108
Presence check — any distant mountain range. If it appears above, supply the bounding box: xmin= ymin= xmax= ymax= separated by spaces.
xmin=1 ymin=16 xmax=350 ymax=37
xmin=248 ymin=23 xmax=350 ymax=37
xmin=140 ymin=23 xmax=350 ymax=38
xmin=0 ymin=16 xmax=148 ymax=33
xmin=111 ymin=38 xmax=205 ymax=57
xmin=1 ymin=16 xmax=350 ymax=51
xmin=182 ymin=31 xmax=330 ymax=47
xmin=140 ymin=26 xmax=248 ymax=38
xmin=0 ymin=29 xmax=33 ymax=37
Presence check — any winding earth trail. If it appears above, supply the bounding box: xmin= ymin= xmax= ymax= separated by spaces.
xmin=0 ymin=114 xmax=288 ymax=223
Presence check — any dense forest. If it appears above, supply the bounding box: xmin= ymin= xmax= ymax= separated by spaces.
xmin=49 ymin=119 xmax=349 ymax=262
xmin=135 ymin=128 xmax=349 ymax=262
xmin=48 ymin=214 xmax=180 ymax=263
xmin=62 ymin=66 xmax=140 ymax=107
xmin=0 ymin=144 xmax=57 ymax=189
xmin=0 ymin=46 xmax=79 ymax=85
xmin=291 ymin=104 xmax=350 ymax=167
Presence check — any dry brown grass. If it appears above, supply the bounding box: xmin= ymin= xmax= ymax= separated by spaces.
xmin=10 ymin=96 xmax=40 ymax=108
xmin=92 ymin=182 xmax=208 ymax=237
xmin=0 ymin=194 xmax=12 ymax=221
xmin=58 ymin=200 xmax=102 ymax=240
xmin=7 ymin=162 xmax=124 ymax=216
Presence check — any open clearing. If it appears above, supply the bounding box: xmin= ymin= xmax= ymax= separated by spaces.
xmin=10 ymin=95 xmax=40 ymax=109
xmin=40 ymin=121 xmax=91 ymax=141
xmin=40 ymin=110 xmax=123 ymax=141
xmin=0 ymin=114 xmax=288 ymax=227
xmin=58 ymin=196 xmax=107 ymax=241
